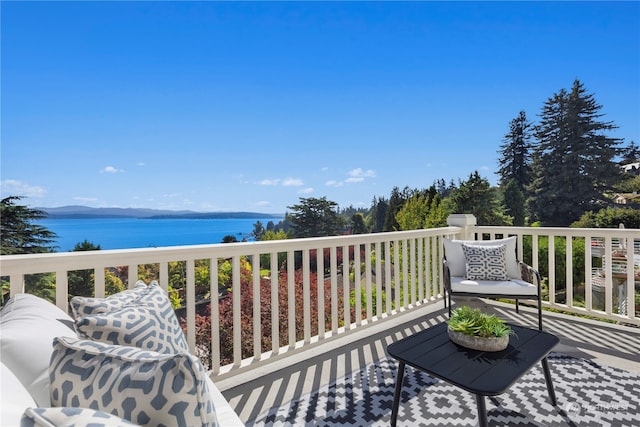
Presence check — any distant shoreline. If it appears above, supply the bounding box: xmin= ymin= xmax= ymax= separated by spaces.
xmin=39 ymin=205 xmax=284 ymax=220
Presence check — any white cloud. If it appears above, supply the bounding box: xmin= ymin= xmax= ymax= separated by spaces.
xmin=346 ymin=168 xmax=376 ymax=181
xmin=101 ymin=166 xmax=124 ymax=174
xmin=345 ymin=176 xmax=365 ymax=183
xmin=0 ymin=180 xmax=46 ymax=198
xmin=282 ymin=178 xmax=303 ymax=187
xmin=325 ymin=180 xmax=343 ymax=188
xmin=259 ymin=179 xmax=280 ymax=186
xmin=260 ymin=177 xmax=304 ymax=187
xmin=298 ymin=187 xmax=314 ymax=194
xmin=255 ymin=200 xmax=271 ymax=207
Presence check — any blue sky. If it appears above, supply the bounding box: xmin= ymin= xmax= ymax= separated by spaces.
xmin=2 ymin=1 xmax=639 ymax=214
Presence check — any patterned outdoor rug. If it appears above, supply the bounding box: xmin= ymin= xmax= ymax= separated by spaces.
xmin=248 ymin=352 xmax=639 ymax=426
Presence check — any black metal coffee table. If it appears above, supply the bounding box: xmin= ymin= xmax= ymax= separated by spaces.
xmin=387 ymin=323 xmax=559 ymax=427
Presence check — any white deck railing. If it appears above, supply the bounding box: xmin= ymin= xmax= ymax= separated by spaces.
xmin=475 ymin=225 xmax=639 ymax=323
xmin=1 ymin=217 xmax=638 ymax=378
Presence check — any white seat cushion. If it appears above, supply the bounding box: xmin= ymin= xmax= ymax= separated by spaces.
xmin=450 ymin=276 xmax=538 ymax=296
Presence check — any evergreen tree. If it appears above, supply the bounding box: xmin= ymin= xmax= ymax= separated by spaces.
xmin=0 ymin=196 xmax=57 ymax=254
xmin=287 ymin=197 xmax=344 ymax=238
xmin=434 ymin=178 xmax=455 ymax=198
xmin=350 ymin=213 xmax=367 ymax=234
xmin=501 ymin=179 xmax=526 ymax=226
xmin=450 ymin=171 xmax=508 ymax=225
xmin=528 ymin=80 xmax=622 ymax=226
xmin=383 ymin=187 xmax=403 ymax=232
xmin=620 ymin=140 xmax=640 ymax=164
xmin=497 ymin=110 xmax=533 ymax=193
xmin=369 ymin=196 xmax=388 ymax=233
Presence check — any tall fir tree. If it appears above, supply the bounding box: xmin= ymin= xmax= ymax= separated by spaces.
xmin=501 ymin=179 xmax=526 ymax=226
xmin=450 ymin=171 xmax=508 ymax=225
xmin=620 ymin=140 xmax=640 ymax=164
xmin=527 ymin=80 xmax=622 ymax=226
xmin=497 ymin=110 xmax=533 ymax=193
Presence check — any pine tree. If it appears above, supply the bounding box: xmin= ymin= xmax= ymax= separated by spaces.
xmin=1 ymin=196 xmax=57 ymax=254
xmin=620 ymin=140 xmax=640 ymax=164
xmin=497 ymin=110 xmax=533 ymax=193
xmin=287 ymin=197 xmax=344 ymax=238
xmin=450 ymin=171 xmax=507 ymax=225
xmin=501 ymin=179 xmax=526 ymax=226
xmin=383 ymin=187 xmax=403 ymax=232
xmin=528 ymin=80 xmax=622 ymax=226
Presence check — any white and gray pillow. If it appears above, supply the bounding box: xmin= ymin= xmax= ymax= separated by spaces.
xmin=71 ymin=281 xmax=188 ymax=354
xmin=49 ymin=337 xmax=218 ymax=427
xmin=22 ymin=407 xmax=140 ymax=427
xmin=462 ymin=243 xmax=509 ymax=281
xmin=444 ymin=236 xmax=520 ymax=279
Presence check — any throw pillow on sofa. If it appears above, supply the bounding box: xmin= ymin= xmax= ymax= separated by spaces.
xmin=71 ymin=281 xmax=189 ymax=354
xmin=49 ymin=337 xmax=218 ymax=427
xmin=22 ymin=407 xmax=140 ymax=427
xmin=69 ymin=281 xmax=148 ymax=318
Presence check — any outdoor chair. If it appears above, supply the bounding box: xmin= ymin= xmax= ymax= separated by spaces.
xmin=442 ymin=236 xmax=543 ymax=330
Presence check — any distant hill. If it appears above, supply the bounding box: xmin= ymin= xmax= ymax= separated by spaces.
xmin=38 ymin=205 xmax=284 ymax=219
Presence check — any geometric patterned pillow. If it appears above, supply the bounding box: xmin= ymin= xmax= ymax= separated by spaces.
xmin=72 ymin=281 xmax=189 ymax=354
xmin=22 ymin=406 xmax=140 ymax=426
xmin=49 ymin=337 xmax=218 ymax=427
xmin=461 ymin=244 xmax=509 ymax=281
xmin=70 ymin=281 xmax=149 ymax=318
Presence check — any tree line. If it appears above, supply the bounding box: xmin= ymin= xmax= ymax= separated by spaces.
xmin=253 ymin=79 xmax=639 ymax=240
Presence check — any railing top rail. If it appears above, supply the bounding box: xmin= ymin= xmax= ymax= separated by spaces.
xmin=0 ymin=226 xmax=461 ymax=276
xmin=476 ymin=225 xmax=640 ymax=237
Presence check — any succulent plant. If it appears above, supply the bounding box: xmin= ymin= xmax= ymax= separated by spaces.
xmin=447 ymin=306 xmax=514 ymax=338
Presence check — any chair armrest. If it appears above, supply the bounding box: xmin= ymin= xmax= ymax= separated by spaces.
xmin=518 ymin=261 xmax=541 ymax=292
xmin=442 ymin=258 xmax=452 ymax=291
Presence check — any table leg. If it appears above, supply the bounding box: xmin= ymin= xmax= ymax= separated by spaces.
xmin=475 ymin=394 xmax=488 ymax=427
xmin=541 ymin=357 xmax=557 ymax=406
xmin=391 ymin=361 xmax=406 ymax=427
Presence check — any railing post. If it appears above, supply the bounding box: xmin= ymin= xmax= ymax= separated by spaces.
xmin=446 ymin=214 xmax=477 ymax=240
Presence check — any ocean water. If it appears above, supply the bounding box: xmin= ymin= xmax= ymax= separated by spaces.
xmin=40 ymin=217 xmax=283 ymax=252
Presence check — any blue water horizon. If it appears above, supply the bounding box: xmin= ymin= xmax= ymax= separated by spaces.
xmin=41 ymin=217 xmax=284 ymax=252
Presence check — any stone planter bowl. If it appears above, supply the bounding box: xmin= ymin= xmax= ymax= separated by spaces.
xmin=447 ymin=326 xmax=509 ymax=352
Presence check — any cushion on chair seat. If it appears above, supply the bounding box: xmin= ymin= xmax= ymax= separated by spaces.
xmin=450 ymin=276 xmax=538 ymax=296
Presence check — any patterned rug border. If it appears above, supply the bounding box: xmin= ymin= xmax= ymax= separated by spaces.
xmin=248 ymin=352 xmax=640 ymax=426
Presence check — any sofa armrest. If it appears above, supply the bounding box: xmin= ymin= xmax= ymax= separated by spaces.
xmin=204 ymin=375 xmax=245 ymax=426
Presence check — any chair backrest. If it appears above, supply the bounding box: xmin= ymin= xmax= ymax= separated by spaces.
xmin=443 ymin=236 xmax=521 ymax=279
